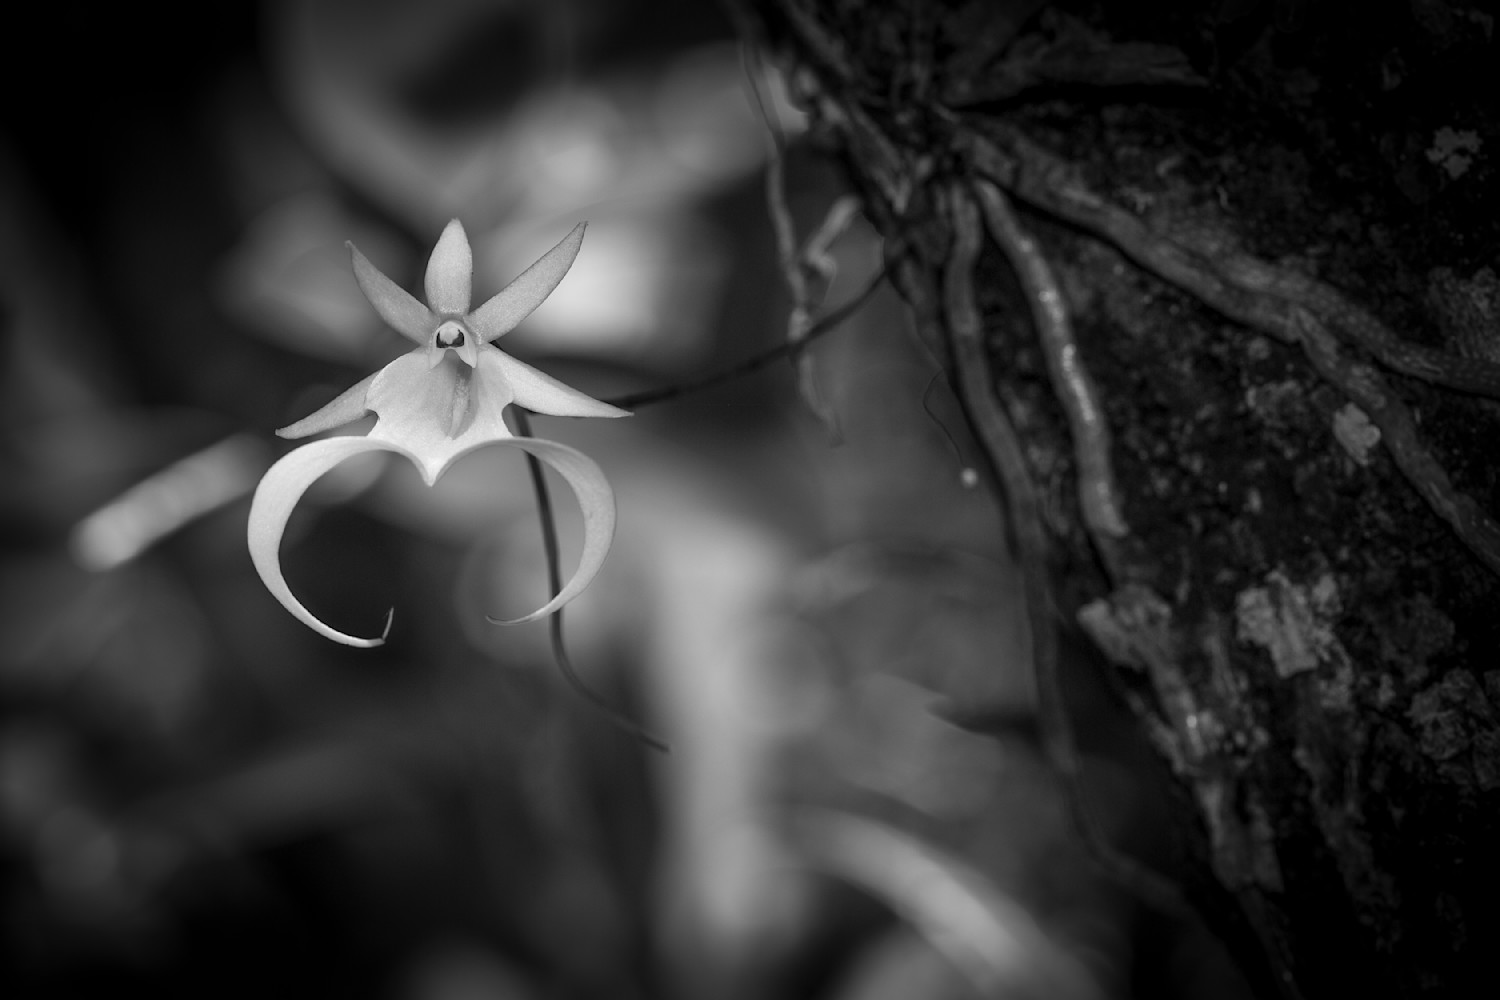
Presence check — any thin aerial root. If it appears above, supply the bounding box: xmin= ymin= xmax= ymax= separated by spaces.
xmin=743 ymin=39 xmax=847 ymax=437
xmin=602 ymin=260 xmax=891 ymax=411
xmin=962 ymin=129 xmax=1301 ymax=344
xmin=920 ymin=371 xmax=981 ymax=487
xmin=943 ymin=187 xmax=1042 ymax=568
xmin=960 ymin=127 xmax=1500 ymax=577
xmin=1219 ymin=258 xmax=1500 ymax=400
xmin=1293 ymin=312 xmax=1500 ymax=577
xmin=962 ymin=127 xmax=1500 ymax=399
xmin=942 ymin=183 xmax=1189 ymax=918
xmin=971 ymin=177 xmax=1130 ymax=545
xmin=800 ymin=195 xmax=864 ymax=291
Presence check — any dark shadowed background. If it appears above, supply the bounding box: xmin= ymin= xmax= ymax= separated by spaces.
xmin=0 ymin=2 xmax=1246 ymax=997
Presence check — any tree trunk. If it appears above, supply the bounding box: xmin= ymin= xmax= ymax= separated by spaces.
xmin=733 ymin=2 xmax=1500 ymax=997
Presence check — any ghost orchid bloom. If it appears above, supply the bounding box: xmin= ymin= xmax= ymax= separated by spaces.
xmin=249 ymin=220 xmax=628 ymax=646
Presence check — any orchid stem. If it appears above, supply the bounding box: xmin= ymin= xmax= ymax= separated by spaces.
xmin=512 ymin=409 xmax=669 ymax=753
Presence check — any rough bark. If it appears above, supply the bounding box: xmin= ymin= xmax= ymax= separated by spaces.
xmin=733 ymin=2 xmax=1500 ymax=998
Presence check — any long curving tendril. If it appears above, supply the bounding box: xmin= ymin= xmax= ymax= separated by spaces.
xmin=497 ymin=409 xmax=669 ymax=753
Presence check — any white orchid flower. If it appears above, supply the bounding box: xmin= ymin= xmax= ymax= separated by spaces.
xmin=249 ymin=220 xmax=628 ymax=646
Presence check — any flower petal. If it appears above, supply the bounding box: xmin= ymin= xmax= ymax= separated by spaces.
xmin=425 ymin=219 xmax=473 ymax=316
xmin=248 ymin=437 xmax=410 ymax=647
xmin=276 ymin=371 xmax=379 ymax=439
xmin=486 ymin=438 xmax=617 ymax=625
xmin=487 ymin=350 xmax=630 ymax=419
xmin=469 ymin=223 xmax=586 ymax=343
xmin=349 ymin=243 xmax=435 ymax=344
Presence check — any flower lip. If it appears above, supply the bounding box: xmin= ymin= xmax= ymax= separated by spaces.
xmin=248 ymin=433 xmax=617 ymax=646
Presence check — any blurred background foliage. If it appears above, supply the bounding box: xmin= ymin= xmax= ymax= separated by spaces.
xmin=1 ymin=1 xmax=1247 ymax=997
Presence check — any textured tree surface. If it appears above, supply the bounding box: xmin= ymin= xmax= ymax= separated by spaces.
xmin=736 ymin=2 xmax=1500 ymax=998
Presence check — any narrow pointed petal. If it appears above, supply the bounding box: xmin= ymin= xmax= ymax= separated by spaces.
xmin=276 ymin=372 xmax=379 ymax=439
xmin=248 ymin=437 xmax=411 ymax=647
xmin=350 ymin=243 xmax=434 ymax=344
xmin=487 ymin=438 xmax=617 ymax=625
xmin=470 ymin=223 xmax=586 ymax=343
xmin=425 ymin=220 xmax=473 ymax=315
xmin=488 ymin=350 xmax=630 ymax=419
